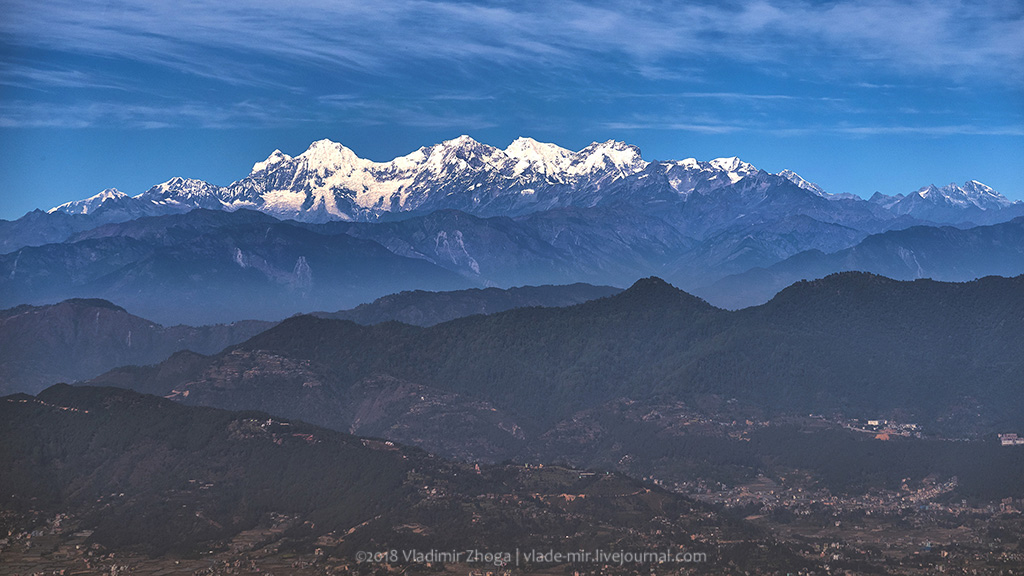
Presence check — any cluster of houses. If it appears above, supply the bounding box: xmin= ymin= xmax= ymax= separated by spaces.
xmin=998 ymin=433 xmax=1024 ymax=446
xmin=849 ymin=419 xmax=922 ymax=440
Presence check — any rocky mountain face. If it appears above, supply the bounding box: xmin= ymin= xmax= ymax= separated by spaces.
xmin=5 ymin=205 xmax=1022 ymax=325
xmin=322 ymin=206 xmax=698 ymax=288
xmin=1 ymin=207 xmax=689 ymax=324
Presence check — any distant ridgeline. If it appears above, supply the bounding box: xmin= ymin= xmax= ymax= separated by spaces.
xmin=82 ymin=272 xmax=1024 ymax=496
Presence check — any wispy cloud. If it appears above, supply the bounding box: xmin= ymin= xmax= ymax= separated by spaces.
xmin=602 ymin=113 xmax=1024 ymax=138
xmin=1 ymin=0 xmax=1020 ymax=135
xmin=0 ymin=95 xmax=499 ymax=131
xmin=0 ymin=100 xmax=313 ymax=129
xmin=314 ymin=94 xmax=500 ymax=130
xmin=2 ymin=0 xmax=1021 ymax=91
xmin=603 ymin=120 xmax=746 ymax=135
xmin=0 ymin=63 xmax=131 ymax=91
xmin=836 ymin=124 xmax=1024 ymax=137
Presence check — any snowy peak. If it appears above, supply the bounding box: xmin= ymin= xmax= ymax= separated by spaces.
xmin=430 ymin=135 xmax=493 ymax=157
xmin=865 ymin=179 xmax=1016 ymax=223
xmin=48 ymin=188 xmax=129 ymax=215
xmin=661 ymin=157 xmax=751 ymax=173
xmin=673 ymin=158 xmax=702 ymax=170
xmin=445 ymin=134 xmax=480 ymax=147
xmin=424 ymin=135 xmax=499 ymax=167
xmin=963 ymin=180 xmax=996 ymax=195
xmin=139 ymin=177 xmax=222 ymax=202
xmin=394 ymin=135 xmax=500 ymax=178
xmin=709 ymin=157 xmax=757 ymax=182
xmin=709 ymin=156 xmax=747 ymax=172
xmin=961 ymin=180 xmax=1014 ymax=208
xmin=914 ymin=181 xmax=1012 ymax=210
xmin=778 ymin=169 xmax=827 ymax=196
xmin=505 ymin=136 xmax=569 ymax=157
xmin=296 ymin=139 xmax=366 ymax=174
xmin=504 ymin=137 xmax=574 ymax=176
xmin=94 ymin=188 xmax=128 ymax=201
xmin=252 ymin=149 xmax=292 ymax=173
xmin=570 ymin=140 xmax=647 ymax=177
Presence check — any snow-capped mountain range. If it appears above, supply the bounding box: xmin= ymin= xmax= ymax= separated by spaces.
xmin=49 ymin=135 xmax=960 ymax=224
xmin=51 ymin=136 xmax=650 ymax=221
xmin=870 ymin=180 xmax=1011 ymax=210
xmin=46 ymin=135 xmax=1018 ymax=231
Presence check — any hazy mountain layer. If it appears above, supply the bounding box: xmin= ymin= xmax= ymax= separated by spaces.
xmin=0 ymin=283 xmax=622 ymax=396
xmin=700 ymin=216 xmax=1024 ymax=308
xmin=12 ymin=204 xmax=1022 ymax=324
xmin=89 ymin=273 xmax=1024 ymax=469
xmin=0 ymin=210 xmax=473 ymax=324
xmin=0 ymin=298 xmax=275 ymax=396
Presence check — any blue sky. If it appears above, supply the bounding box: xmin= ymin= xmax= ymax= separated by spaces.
xmin=1 ymin=0 xmax=1022 ymax=219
